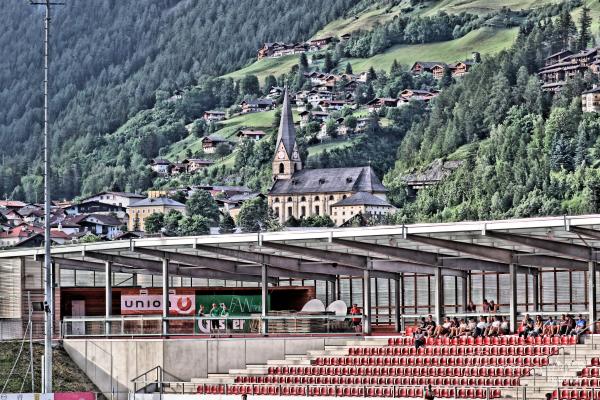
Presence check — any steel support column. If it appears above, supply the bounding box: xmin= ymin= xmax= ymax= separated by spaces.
xmin=509 ymin=264 xmax=517 ymax=333
xmin=394 ymin=275 xmax=402 ymax=333
xmin=461 ymin=276 xmax=468 ymax=313
xmin=335 ymin=276 xmax=341 ymax=301
xmin=589 ymin=260 xmax=597 ymax=333
xmin=363 ymin=269 xmax=372 ymax=335
xmin=162 ymin=258 xmax=169 ymax=336
xmin=434 ymin=268 xmax=443 ymax=324
xmin=532 ymin=271 xmax=539 ymax=312
xmin=105 ymin=261 xmax=112 ymax=336
xmin=262 ymin=263 xmax=268 ymax=335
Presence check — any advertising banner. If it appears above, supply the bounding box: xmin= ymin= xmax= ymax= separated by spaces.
xmin=121 ymin=293 xmax=195 ymax=315
xmin=195 ymin=294 xmax=268 ymax=333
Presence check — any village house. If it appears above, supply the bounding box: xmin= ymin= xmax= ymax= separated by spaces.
xmin=299 ymin=110 xmax=330 ymax=127
xmin=1 ymin=209 xmax=23 ymax=226
xmin=410 ymin=61 xmax=446 ymax=76
xmin=582 ymin=86 xmax=600 ymax=112
xmin=539 ymin=47 xmax=600 ymax=92
xmin=309 ymin=36 xmax=334 ymax=48
xmin=182 ymin=158 xmax=214 ymax=173
xmin=307 ymin=90 xmax=333 ymax=107
xmin=170 ymin=162 xmax=187 ymax=175
xmin=0 ymin=200 xmax=28 ymax=210
xmin=318 ymin=117 xmax=347 ymax=139
xmin=201 ymin=135 xmax=232 ymax=154
xmin=127 ymin=197 xmax=187 ymax=232
xmin=430 ymin=63 xmax=449 ymax=79
xmin=78 ymin=213 xmax=123 ymax=240
xmin=215 ymin=192 xmax=264 ymax=221
xmin=202 ymin=110 xmax=226 ymax=122
xmin=240 ymin=98 xmax=274 ymax=113
xmin=236 ymin=129 xmax=267 ymax=141
xmin=318 ymin=99 xmax=348 ymax=112
xmin=452 ymin=61 xmax=476 ymax=77
xmin=268 ymin=86 xmax=284 ymax=99
xmin=151 ymin=158 xmax=171 ymax=175
xmin=330 ymin=191 xmax=396 ymax=226
xmin=64 ymin=200 xmax=127 ymax=217
xmin=267 ymin=89 xmax=390 ymax=225
xmin=78 ymin=191 xmax=145 ymax=208
xmin=367 ymin=97 xmax=398 ymax=113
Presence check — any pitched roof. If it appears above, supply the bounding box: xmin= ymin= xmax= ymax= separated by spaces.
xmin=332 ymin=192 xmax=393 ymax=207
xmin=583 ymin=86 xmax=600 ymax=94
xmin=152 ymin=158 xmax=171 ymax=165
xmin=128 ymin=197 xmax=186 ymax=208
xmin=0 ymin=200 xmax=28 ymax=208
xmin=242 ymin=98 xmax=274 ymax=106
xmin=269 ymin=166 xmax=387 ymax=195
xmin=80 ymin=191 xmax=145 ymax=202
xmin=82 ymin=213 xmax=122 ymax=226
xmin=237 ymin=129 xmax=267 ymax=137
xmin=412 ymin=61 xmax=447 ymax=70
xmin=275 ymin=88 xmax=297 ymax=157
xmin=202 ymin=135 xmax=229 ymax=144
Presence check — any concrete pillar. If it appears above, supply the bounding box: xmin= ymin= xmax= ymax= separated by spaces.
xmin=589 ymin=260 xmax=597 ymax=333
xmin=394 ymin=274 xmax=402 ymax=333
xmin=162 ymin=258 xmax=169 ymax=336
xmin=461 ymin=276 xmax=468 ymax=313
xmin=509 ymin=263 xmax=517 ymax=333
xmin=433 ymin=268 xmax=443 ymax=324
xmin=532 ymin=271 xmax=539 ymax=312
xmin=105 ymin=261 xmax=112 ymax=336
xmin=363 ymin=269 xmax=372 ymax=335
xmin=261 ymin=263 xmax=269 ymax=335
xmin=335 ymin=276 xmax=341 ymax=301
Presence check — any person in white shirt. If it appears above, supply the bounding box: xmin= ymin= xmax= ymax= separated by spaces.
xmin=475 ymin=316 xmax=489 ymax=337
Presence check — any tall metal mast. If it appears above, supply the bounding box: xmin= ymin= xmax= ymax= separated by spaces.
xmin=30 ymin=0 xmax=64 ymax=393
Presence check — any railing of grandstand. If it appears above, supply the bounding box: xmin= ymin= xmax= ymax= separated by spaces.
xmin=399 ymin=311 xmax=591 ymax=333
xmin=61 ymin=314 xmax=365 ymax=338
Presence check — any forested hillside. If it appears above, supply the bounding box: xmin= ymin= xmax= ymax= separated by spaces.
xmin=0 ymin=0 xmax=355 ymax=201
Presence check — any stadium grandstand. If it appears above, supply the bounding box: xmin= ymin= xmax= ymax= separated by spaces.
xmin=2 ymin=214 xmax=600 ymax=399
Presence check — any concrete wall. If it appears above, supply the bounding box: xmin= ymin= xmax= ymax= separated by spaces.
xmin=63 ymin=336 xmax=351 ymax=399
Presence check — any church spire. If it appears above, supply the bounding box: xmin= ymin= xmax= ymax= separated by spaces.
xmin=275 ymin=87 xmax=296 ymax=157
xmin=272 ymin=87 xmax=302 ymax=181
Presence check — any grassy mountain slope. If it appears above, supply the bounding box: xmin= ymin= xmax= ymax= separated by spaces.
xmin=347 ymin=26 xmax=518 ymax=72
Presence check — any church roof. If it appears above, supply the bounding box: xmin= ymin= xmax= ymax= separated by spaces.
xmin=332 ymin=191 xmax=393 ymax=207
xmin=269 ymin=166 xmax=387 ymax=195
xmin=275 ymin=88 xmax=296 ymax=156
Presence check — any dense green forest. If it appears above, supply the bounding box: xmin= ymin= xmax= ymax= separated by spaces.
xmin=0 ymin=0 xmax=355 ymax=201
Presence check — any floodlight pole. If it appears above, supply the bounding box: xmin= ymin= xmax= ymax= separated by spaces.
xmin=30 ymin=0 xmax=64 ymax=393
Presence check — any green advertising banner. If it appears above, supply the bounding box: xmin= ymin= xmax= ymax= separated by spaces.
xmin=194 ymin=294 xmax=270 ymax=333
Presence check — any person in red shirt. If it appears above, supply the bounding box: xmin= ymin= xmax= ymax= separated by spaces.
xmin=350 ymin=304 xmax=361 ymax=329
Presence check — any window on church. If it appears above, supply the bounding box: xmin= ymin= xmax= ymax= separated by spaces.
xmin=315 ymin=205 xmax=320 ymax=215
xmin=287 ymin=207 xmax=292 ymax=217
xmin=300 ymin=196 xmax=306 ymax=202
xmin=287 ymin=197 xmax=293 ymax=202
xmin=274 ymin=198 xmax=280 ymax=203
xmin=342 ymin=195 xmax=347 ymax=199
xmin=274 ymin=207 xmax=279 ymax=217
xmin=279 ymin=163 xmax=285 ymax=173
xmin=314 ymin=196 xmax=320 ymax=201
xmin=301 ymin=206 xmax=306 ymax=216
xmin=329 ymin=195 xmax=334 ymax=201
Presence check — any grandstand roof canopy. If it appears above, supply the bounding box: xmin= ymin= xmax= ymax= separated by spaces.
xmin=2 ymin=214 xmax=600 ymax=282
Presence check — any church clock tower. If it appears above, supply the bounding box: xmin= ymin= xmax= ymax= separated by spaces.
xmin=272 ymin=88 xmax=302 ymax=181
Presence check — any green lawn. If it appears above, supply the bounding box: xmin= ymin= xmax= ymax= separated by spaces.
xmin=223 ymin=55 xmax=300 ymax=84
xmin=347 ymin=26 xmax=518 ymax=73
xmin=424 ymin=0 xmax=561 ymax=16
xmin=308 ymin=137 xmax=359 ymax=157
xmin=311 ymin=6 xmax=403 ymax=40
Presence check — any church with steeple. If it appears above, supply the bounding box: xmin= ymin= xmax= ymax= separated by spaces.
xmin=267 ymin=89 xmax=396 ymax=226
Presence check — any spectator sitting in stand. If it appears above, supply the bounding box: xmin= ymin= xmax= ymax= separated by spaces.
xmin=466 ymin=300 xmax=477 ymax=313
xmin=572 ymin=314 xmax=587 ymax=336
xmin=475 ymin=316 xmax=489 ymax=337
xmin=482 ymin=299 xmax=491 ymax=313
xmin=488 ymin=300 xmax=498 ymax=313
xmin=433 ymin=316 xmax=453 ymax=338
xmin=542 ymin=316 xmax=555 ymax=336
xmin=500 ymin=317 xmax=510 ymax=335
xmin=518 ymin=314 xmax=534 ymax=337
xmin=530 ymin=315 xmax=544 ymax=337
xmin=466 ymin=317 xmax=477 ymax=336
xmin=414 ymin=329 xmax=426 ymax=349
xmin=425 ymin=314 xmax=437 ymax=337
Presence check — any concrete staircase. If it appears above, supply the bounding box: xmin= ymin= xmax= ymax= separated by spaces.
xmin=187 ymin=335 xmax=600 ymax=398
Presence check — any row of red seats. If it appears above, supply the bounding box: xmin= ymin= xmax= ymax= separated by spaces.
xmin=580 ymin=368 xmax=600 ymax=378
xmin=351 ymin=344 xmax=560 ymax=356
xmin=389 ymin=335 xmax=577 ymax=347
xmin=552 ymin=388 xmax=600 ymax=400
xmin=234 ymin=374 xmax=521 ymax=387
xmin=564 ymin=378 xmax=600 ymax=387
xmin=315 ymin=355 xmax=550 ymax=367
xmin=200 ymin=384 xmax=502 ymax=399
xmin=267 ymin=365 xmax=532 ymax=377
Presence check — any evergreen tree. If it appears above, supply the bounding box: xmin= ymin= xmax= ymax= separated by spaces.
xmin=557 ymin=9 xmax=576 ymax=50
xmin=240 ymin=74 xmax=260 ymax=96
xmin=299 ymin=53 xmax=309 ymax=70
xmin=440 ymin=66 xmax=453 ymax=88
xmin=345 ymin=62 xmax=353 ymax=74
xmin=367 ymin=66 xmax=377 ymax=81
xmin=219 ymin=212 xmax=236 ymax=233
xmin=390 ymin=59 xmax=401 ymax=76
xmin=264 ymin=75 xmax=277 ymax=94
xmin=578 ymin=6 xmax=592 ymax=51
xmin=323 ymin=52 xmax=335 ymax=73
